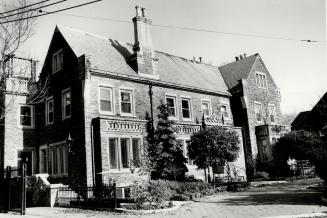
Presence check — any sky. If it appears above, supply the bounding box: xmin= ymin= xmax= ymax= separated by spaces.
xmin=17 ymin=0 xmax=326 ymax=114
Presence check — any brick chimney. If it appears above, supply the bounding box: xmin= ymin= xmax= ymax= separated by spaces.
xmin=129 ymin=6 xmax=158 ymax=79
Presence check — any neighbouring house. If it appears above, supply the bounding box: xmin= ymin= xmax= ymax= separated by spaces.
xmin=219 ymin=53 xmax=290 ymax=165
xmin=292 ymin=92 xmax=327 ymax=138
xmin=0 ymin=6 xmax=249 ymax=192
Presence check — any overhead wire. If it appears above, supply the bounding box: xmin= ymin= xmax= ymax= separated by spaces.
xmin=0 ymin=0 xmax=68 ymax=19
xmin=0 ymin=0 xmax=102 ymax=24
xmin=37 ymin=11 xmax=324 ymax=43
xmin=0 ymin=0 xmax=52 ymax=16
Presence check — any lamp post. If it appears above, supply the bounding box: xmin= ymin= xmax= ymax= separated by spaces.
xmin=66 ymin=133 xmax=73 ymax=154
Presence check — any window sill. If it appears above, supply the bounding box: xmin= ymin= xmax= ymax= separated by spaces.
xmin=62 ymin=116 xmax=71 ymax=121
xmin=182 ymin=118 xmax=193 ymax=122
xmin=19 ymin=126 xmax=34 ymax=130
xmin=52 ymin=68 xmax=63 ymax=74
xmin=168 ymin=116 xmax=178 ymax=121
xmin=120 ymin=113 xmax=135 ymax=117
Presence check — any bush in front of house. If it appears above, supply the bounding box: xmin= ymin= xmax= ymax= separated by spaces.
xmin=130 ymin=180 xmax=215 ymax=209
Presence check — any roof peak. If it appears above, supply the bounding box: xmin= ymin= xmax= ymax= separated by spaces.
xmin=219 ymin=53 xmax=259 ymax=68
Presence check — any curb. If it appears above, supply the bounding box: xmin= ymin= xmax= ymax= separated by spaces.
xmin=321 ymin=195 xmax=327 ymax=205
xmin=261 ymin=212 xmax=327 ymax=218
xmin=115 ymin=201 xmax=192 ymax=215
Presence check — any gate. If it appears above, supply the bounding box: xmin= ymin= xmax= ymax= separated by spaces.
xmin=0 ymin=164 xmax=27 ymax=215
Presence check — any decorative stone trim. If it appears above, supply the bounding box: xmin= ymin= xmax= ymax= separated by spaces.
xmin=105 ymin=120 xmax=145 ymax=133
xmin=174 ymin=124 xmax=201 ymax=135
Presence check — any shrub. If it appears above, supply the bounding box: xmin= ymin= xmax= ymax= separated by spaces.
xmin=131 ymin=179 xmax=215 ymax=209
xmin=253 ymin=171 xmax=269 ymax=180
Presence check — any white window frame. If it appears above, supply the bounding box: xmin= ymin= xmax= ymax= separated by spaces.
xmin=165 ymin=94 xmax=178 ymax=120
xmin=255 ymin=71 xmax=267 ymax=89
xmin=268 ymin=104 xmax=276 ymax=124
xmin=49 ymin=141 xmax=68 ymax=176
xmin=108 ymin=136 xmax=142 ymax=172
xmin=181 ymin=97 xmax=192 ymax=121
xmin=39 ymin=145 xmax=48 ymax=174
xmin=119 ymin=88 xmax=134 ymax=117
xmin=61 ymin=87 xmax=71 ymax=120
xmin=52 ymin=49 xmax=63 ymax=74
xmin=45 ymin=96 xmax=54 ymax=125
xmin=201 ymin=99 xmax=212 ymax=118
xmin=18 ymin=105 xmax=34 ymax=129
xmin=99 ymin=85 xmax=115 ymax=115
xmin=254 ymin=101 xmax=263 ymax=123
xmin=220 ymin=104 xmax=230 ymax=119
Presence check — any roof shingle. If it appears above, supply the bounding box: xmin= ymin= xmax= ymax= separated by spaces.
xmin=219 ymin=54 xmax=258 ymax=89
xmin=57 ymin=26 xmax=229 ymax=95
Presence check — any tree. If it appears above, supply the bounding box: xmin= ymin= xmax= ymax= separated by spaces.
xmin=0 ymin=1 xmax=38 ymax=119
xmin=147 ymin=104 xmax=188 ymax=181
xmin=188 ymin=126 xmax=240 ymax=182
xmin=272 ymin=130 xmax=327 ymax=181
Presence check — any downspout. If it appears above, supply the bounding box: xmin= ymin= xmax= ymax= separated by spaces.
xmin=90 ymin=123 xmax=95 ymax=186
xmin=148 ymin=83 xmax=154 ymax=133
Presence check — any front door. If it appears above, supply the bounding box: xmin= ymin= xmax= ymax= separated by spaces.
xmin=18 ymin=151 xmax=33 ymax=176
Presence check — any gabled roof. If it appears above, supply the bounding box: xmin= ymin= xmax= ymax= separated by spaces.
xmin=219 ymin=54 xmax=258 ymax=89
xmin=291 ymin=111 xmax=310 ymax=130
xmin=55 ymin=26 xmax=229 ymax=96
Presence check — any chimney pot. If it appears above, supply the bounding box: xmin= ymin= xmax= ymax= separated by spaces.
xmin=244 ymin=53 xmax=247 ymax=58
xmin=199 ymin=57 xmax=202 ymax=63
xmin=135 ymin=5 xmax=141 ymax=17
xmin=239 ymin=55 xmax=243 ymax=60
xmin=141 ymin=8 xmax=147 ymax=17
xmin=235 ymin=56 xmax=239 ymax=61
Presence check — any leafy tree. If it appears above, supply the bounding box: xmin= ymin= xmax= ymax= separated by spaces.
xmin=147 ymin=104 xmax=188 ymax=181
xmin=272 ymin=130 xmax=327 ymax=181
xmin=188 ymin=126 xmax=240 ymax=182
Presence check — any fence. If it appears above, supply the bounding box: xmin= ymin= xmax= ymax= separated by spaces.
xmin=54 ymin=183 xmax=120 ymax=209
xmin=0 ymin=164 xmax=27 ymax=215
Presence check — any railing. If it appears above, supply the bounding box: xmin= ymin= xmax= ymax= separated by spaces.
xmin=54 ymin=183 xmax=119 ymax=208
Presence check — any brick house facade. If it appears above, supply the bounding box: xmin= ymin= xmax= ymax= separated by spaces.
xmin=0 ymin=6 xmax=293 ymax=188
xmin=220 ymin=54 xmax=290 ymax=166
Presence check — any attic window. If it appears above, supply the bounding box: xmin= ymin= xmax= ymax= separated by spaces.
xmin=255 ymin=72 xmax=267 ymax=89
xmin=52 ymin=49 xmax=63 ymax=73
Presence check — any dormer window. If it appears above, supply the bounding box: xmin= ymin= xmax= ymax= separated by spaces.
xmin=255 ymin=72 xmax=267 ymax=89
xmin=52 ymin=49 xmax=63 ymax=73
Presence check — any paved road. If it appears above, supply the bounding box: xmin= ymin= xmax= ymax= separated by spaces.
xmin=2 ymin=182 xmax=327 ymax=218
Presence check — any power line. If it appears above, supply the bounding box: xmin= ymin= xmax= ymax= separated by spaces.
xmin=0 ymin=0 xmax=68 ymax=19
xmin=0 ymin=0 xmax=52 ymax=16
xmin=0 ymin=0 xmax=102 ymax=24
xmin=40 ymin=12 xmax=324 ymax=43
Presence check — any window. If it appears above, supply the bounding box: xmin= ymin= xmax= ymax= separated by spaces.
xmin=109 ymin=139 xmax=118 ymax=169
xmin=201 ymin=100 xmax=211 ymax=117
xmin=108 ymin=137 xmax=141 ymax=170
xmin=181 ymin=98 xmax=191 ymax=119
xmin=268 ymin=105 xmax=276 ymax=123
xmin=49 ymin=143 xmax=68 ymax=176
xmin=40 ymin=148 xmax=47 ymax=173
xmin=177 ymin=139 xmax=193 ymax=165
xmin=19 ymin=105 xmax=34 ymax=128
xmin=220 ymin=104 xmax=229 ymax=118
xmin=254 ymin=102 xmax=262 ymax=122
xmin=120 ymin=89 xmax=133 ymax=115
xmin=52 ymin=49 xmax=63 ymax=73
xmin=99 ymin=86 xmax=113 ymax=114
xmin=255 ymin=72 xmax=267 ymax=88
xmin=166 ymin=96 xmax=177 ymax=118
xmin=62 ymin=88 xmax=71 ymax=119
xmin=261 ymin=139 xmax=268 ymax=161
xmin=46 ymin=97 xmax=54 ymax=125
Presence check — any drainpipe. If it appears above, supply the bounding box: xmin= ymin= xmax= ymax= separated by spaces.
xmin=148 ymin=83 xmax=154 ymax=133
